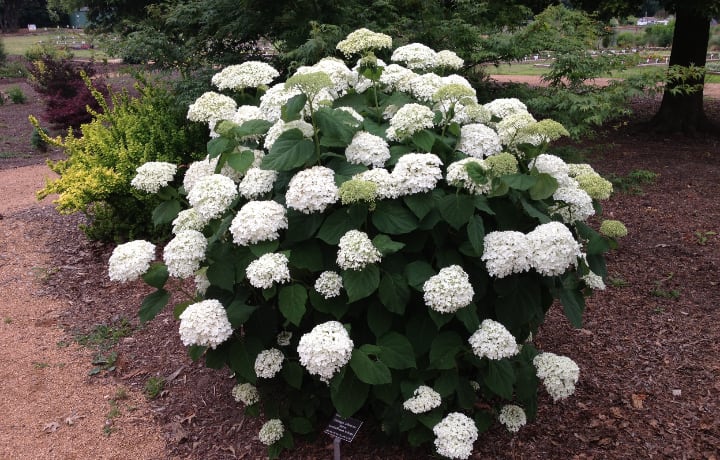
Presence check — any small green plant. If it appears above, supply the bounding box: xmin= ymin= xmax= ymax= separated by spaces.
xmin=30 ymin=265 xmax=59 ymax=282
xmin=650 ymin=273 xmax=681 ymax=299
xmin=56 ymin=339 xmax=70 ymax=348
xmin=144 ymin=376 xmax=165 ymax=399
xmin=7 ymin=86 xmax=26 ymax=104
xmin=607 ymin=276 xmax=629 ymax=288
xmin=75 ymin=318 xmax=133 ymax=351
xmin=113 ymin=387 xmax=129 ymax=401
xmin=89 ymin=351 xmax=118 ymax=375
xmin=608 ymin=169 xmax=658 ymax=194
xmin=3 ymin=317 xmax=12 ymax=324
xmin=33 ymin=361 xmax=50 ymax=369
xmin=693 ymin=230 xmax=716 ymax=246
xmin=31 ymin=127 xmax=50 ymax=152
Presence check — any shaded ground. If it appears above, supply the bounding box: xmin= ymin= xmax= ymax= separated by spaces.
xmin=1 ymin=80 xmax=719 ymax=459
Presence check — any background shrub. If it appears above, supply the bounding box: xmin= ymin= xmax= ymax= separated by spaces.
xmin=7 ymin=86 xmax=26 ymax=104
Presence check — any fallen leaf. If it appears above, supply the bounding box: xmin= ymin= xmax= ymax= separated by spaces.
xmin=43 ymin=421 xmax=60 ymax=433
xmin=631 ymin=393 xmax=646 ymax=409
xmin=610 ymin=407 xmax=624 ymax=419
xmin=64 ymin=411 xmax=86 ymax=425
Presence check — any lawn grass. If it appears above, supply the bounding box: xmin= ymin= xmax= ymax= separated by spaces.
xmin=1 ymin=31 xmax=108 ymax=59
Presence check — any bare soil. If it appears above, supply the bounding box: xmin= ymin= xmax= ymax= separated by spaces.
xmin=1 ymin=79 xmax=719 ymax=459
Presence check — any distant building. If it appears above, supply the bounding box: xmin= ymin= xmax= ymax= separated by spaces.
xmin=637 ymin=17 xmax=670 ymax=26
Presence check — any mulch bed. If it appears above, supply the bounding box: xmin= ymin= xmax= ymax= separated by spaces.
xmin=4 ymin=79 xmax=720 ymax=458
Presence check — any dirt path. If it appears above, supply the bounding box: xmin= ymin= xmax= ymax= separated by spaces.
xmin=0 ymin=164 xmax=167 ymax=459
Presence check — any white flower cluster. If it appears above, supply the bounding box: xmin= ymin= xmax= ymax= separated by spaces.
xmin=550 ymin=185 xmax=595 ymax=223
xmin=108 ymin=240 xmax=156 ymax=282
xmin=446 ymin=157 xmax=490 ymax=195
xmin=533 ymin=352 xmax=580 ymax=401
xmin=403 ymin=385 xmax=442 ymax=414
xmin=456 ymin=123 xmax=503 ymax=159
xmin=187 ymin=174 xmax=238 ymax=221
xmin=336 ymin=28 xmax=393 ymax=56
xmin=435 ymin=50 xmax=464 ymax=69
xmin=391 ymin=43 xmax=437 ymax=70
xmin=353 ymin=168 xmax=400 ymax=199
xmin=423 ymin=265 xmax=475 ymax=313
xmin=336 ymin=230 xmax=382 ymax=270
xmin=379 ymin=63 xmax=415 ymax=92
xmin=258 ymin=419 xmax=285 ymax=445
xmin=187 ymin=91 xmax=237 ymax=123
xmin=172 ymin=208 xmax=205 ymax=234
xmin=194 ymin=268 xmax=210 ymax=295
xmin=130 ymin=161 xmax=177 ymax=193
xmin=285 ymin=166 xmax=339 ymax=214
xmin=258 ymin=83 xmax=302 ymax=122
xmin=232 ymin=382 xmax=259 ymax=405
xmin=345 ymin=131 xmax=390 ymax=167
xmin=297 ymin=321 xmax=354 ymax=383
xmin=582 ymin=271 xmax=606 ymax=290
xmin=183 ymin=157 xmax=216 ymax=193
xmin=496 ymin=111 xmax=541 ymax=148
xmin=245 ymin=253 xmax=291 ymax=289
xmin=314 ymin=271 xmax=344 ymax=298
xmin=409 ymin=72 xmax=444 ymax=102
xmin=483 ymin=222 xmax=581 ymax=278
xmin=238 ymin=168 xmax=278 ymax=200
xmin=232 ymin=104 xmax=263 ymax=127
xmin=432 ymin=412 xmax=478 ymax=460
xmin=393 ymin=153 xmax=443 ymax=195
xmin=211 ymin=61 xmax=279 ymax=91
xmin=498 ymin=404 xmax=527 ymax=433
xmin=386 ymin=103 xmax=435 ymax=141
xmin=452 ymin=102 xmax=492 ymax=125
xmin=254 ymin=348 xmax=284 ymax=378
xmin=468 ymin=319 xmax=519 ymax=360
xmin=530 ymin=154 xmax=572 ymax=186
xmin=297 ymin=57 xmax=356 ymax=96
xmin=230 ymin=200 xmax=287 ymax=246
xmin=483 ymin=97 xmax=528 ymax=120
xmin=163 ymin=230 xmax=207 ymax=278
xmin=178 ymin=299 xmax=233 ymax=349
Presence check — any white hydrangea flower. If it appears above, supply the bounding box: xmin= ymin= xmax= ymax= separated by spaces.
xmin=297 ymin=321 xmax=354 ymax=383
xmin=194 ymin=267 xmax=210 ymax=296
xmin=172 ymin=208 xmax=206 ymax=234
xmin=345 ymin=131 xmax=390 ymax=168
xmin=337 ymin=230 xmax=382 ymax=270
xmin=445 ymin=157 xmax=490 ymax=195
xmin=530 ymin=154 xmax=573 ymax=186
xmin=452 ymin=102 xmax=492 ymax=125
xmin=187 ymin=174 xmax=238 ymax=221
xmin=211 ymin=61 xmax=279 ymax=91
xmin=187 ymin=91 xmax=237 ymax=123
xmin=259 ymin=419 xmax=285 ymax=445
xmin=533 ymin=352 xmax=580 ymax=401
xmin=456 ymin=123 xmax=503 ymax=158
xmin=432 ymin=412 xmax=478 ymax=460
xmin=392 ymin=153 xmax=443 ymax=196
xmin=483 ymin=98 xmax=528 ymax=120
xmin=351 ymin=57 xmax=387 ymax=93
xmin=245 ymin=252 xmax=291 ymax=289
xmin=582 ymin=271 xmax=606 ymax=290
xmin=254 ymin=348 xmax=284 ymax=378
xmin=285 ymin=166 xmax=339 ymax=214
xmin=526 ymin=222 xmax=582 ymax=277
xmin=386 ymin=103 xmax=435 ymax=141
xmin=496 ymin=111 xmax=540 ymax=147
xmin=238 ymin=167 xmax=278 ymax=200
xmin=183 ymin=158 xmax=217 ymax=193
xmin=379 ymin=63 xmax=415 ymax=92
xmin=353 ymin=168 xmax=400 ymax=199
xmin=264 ymin=118 xmax=314 ymax=151
xmin=232 ymin=382 xmax=260 ymax=405
xmin=551 ymin=185 xmax=595 ymax=223
xmin=163 ymin=230 xmax=207 ymax=278
xmin=481 ymin=230 xmax=531 ymax=278
xmin=130 ymin=162 xmax=177 ymax=193
xmin=232 ymin=104 xmax=263 ymax=125
xmin=434 ymin=50 xmax=464 ymax=69
xmin=337 ymin=28 xmax=393 ymax=56
xmin=276 ymin=331 xmax=292 ymax=347
xmin=230 ymin=200 xmax=288 ymax=246
xmin=108 ymin=240 xmax=156 ymax=282
xmin=423 ymin=265 xmax=475 ymax=313
xmin=468 ymin=319 xmax=519 ymax=360
xmin=258 ymin=83 xmax=303 ymax=122
xmin=178 ymin=299 xmax=233 ymax=349
xmin=403 ymin=385 xmax=442 ymax=414
xmin=391 ymin=43 xmax=438 ymax=70
xmin=314 ymin=271 xmax=344 ymax=298
xmin=498 ymin=405 xmax=527 ymax=433
xmin=567 ymin=163 xmax=597 ymax=177
xmin=409 ymin=72 xmax=444 ymax=102
xmin=299 ymin=57 xmax=356 ymax=96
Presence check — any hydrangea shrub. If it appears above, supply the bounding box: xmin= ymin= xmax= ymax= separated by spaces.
xmin=110 ymin=29 xmax=623 ymax=459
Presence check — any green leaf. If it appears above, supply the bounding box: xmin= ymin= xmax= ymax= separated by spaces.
xmin=315 ymin=107 xmax=357 ymax=146
xmin=501 ymin=174 xmax=536 ymax=191
xmin=142 ymin=263 xmax=168 ymax=289
xmin=289 ymin=417 xmax=314 ymax=435
xmin=403 ymin=193 xmax=434 ymax=220
xmin=377 ymin=332 xmax=416 ymax=369
xmin=262 ymin=130 xmax=315 ymax=171
xmin=249 ymin=239 xmax=280 ymax=258
xmin=331 ymin=369 xmax=369 ymax=417
xmin=188 ymin=345 xmax=206 ymax=361
xmin=309 ymin=290 xmax=349 ymax=319
xmin=428 ymin=331 xmax=463 ymax=370
xmin=439 ymin=194 xmax=475 ymax=230
xmin=281 ymin=361 xmax=304 ymax=389
xmin=378 ymin=273 xmax=410 ymax=314
xmin=473 ymin=195 xmax=495 ymax=215
xmin=228 ymin=337 xmax=263 ymax=384
xmin=172 ymin=300 xmax=191 ymax=319
xmin=456 ymin=303 xmax=480 ymax=333
xmin=371 ymin=201 xmax=418 ymax=235
xmin=231 ymin=119 xmax=272 ymax=138
xmin=407 ymin=313 xmax=437 ymax=356
xmin=520 ymin=197 xmax=552 ymax=224
xmin=226 ymin=300 xmax=258 ymax=327
xmin=285 ymin=211 xmax=324 ymax=243
xmin=349 ymin=349 xmax=392 ymax=385
xmin=368 ymin=303 xmax=392 ymax=337
xmin=411 ymin=129 xmax=435 ymax=152
xmin=558 ymin=284 xmax=585 ymax=328
xmin=207 ymin=136 xmax=234 ymax=158
xmin=152 ymin=199 xmax=181 ymax=226
xmin=494 ymin=275 xmax=543 ymax=331
xmin=371 ymin=234 xmax=405 ymax=255
xmin=282 ymin=94 xmax=307 ymax=122
xmin=139 ymin=289 xmax=170 ymax=323
xmin=404 ymin=261 xmax=435 ymax=290
xmin=207 ymin=257 xmax=236 ymax=293
xmin=434 ymin=369 xmax=459 ymax=397
xmin=529 ymin=172 xmax=558 ymax=200
xmin=317 ymin=207 xmax=366 ymax=245
xmin=428 ymin=308 xmax=454 ymax=329
xmin=343 ymin=265 xmax=380 ymax=303
xmin=227 ymin=149 xmax=255 ymax=174
xmin=279 ymin=285 xmax=308 ymax=326
xmin=465 ymin=162 xmax=489 ymax=186
xmin=467 ymin=215 xmax=485 ymax=255
xmin=485 ymin=360 xmax=516 ymax=400
xmin=288 ymin=240 xmax=324 ymax=271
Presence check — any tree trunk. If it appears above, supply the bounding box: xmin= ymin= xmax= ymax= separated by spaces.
xmin=650 ymin=6 xmax=714 ymax=135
